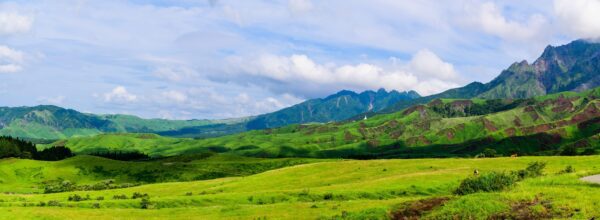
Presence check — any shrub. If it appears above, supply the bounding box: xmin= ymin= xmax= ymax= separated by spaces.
xmin=323 ymin=193 xmax=334 ymax=200
xmin=47 ymin=200 xmax=61 ymax=206
xmin=581 ymin=148 xmax=597 ymax=155
xmin=454 ymin=172 xmax=517 ymax=195
xmin=560 ymin=145 xmax=578 ymax=156
xmin=558 ymin=165 xmax=575 ymax=174
xmin=92 ymin=203 xmax=100 ymax=209
xmin=96 ymin=196 xmax=104 ymax=200
xmin=140 ymin=198 xmax=152 ymax=209
xmin=481 ymin=148 xmax=498 ymax=158
xmin=185 ymin=192 xmax=193 ymax=196
xmin=113 ymin=194 xmax=128 ymax=200
xmin=132 ymin=192 xmax=149 ymax=199
xmin=512 ymin=162 xmax=546 ymax=180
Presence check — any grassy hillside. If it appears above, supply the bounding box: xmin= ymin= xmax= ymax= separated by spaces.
xmin=52 ymin=88 xmax=600 ymax=158
xmin=0 ymin=154 xmax=326 ymax=194
xmin=1 ymin=156 xmax=599 ymax=219
xmin=0 ymin=105 xmax=250 ymax=140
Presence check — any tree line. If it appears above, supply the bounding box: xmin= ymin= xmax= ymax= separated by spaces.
xmin=0 ymin=136 xmax=72 ymax=161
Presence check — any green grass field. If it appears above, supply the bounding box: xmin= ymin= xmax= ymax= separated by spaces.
xmin=0 ymin=154 xmax=327 ymax=194
xmin=1 ymin=155 xmax=599 ymax=219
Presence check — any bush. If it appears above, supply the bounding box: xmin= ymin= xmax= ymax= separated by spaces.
xmin=454 ymin=172 xmax=517 ymax=195
xmin=560 ymin=145 xmax=578 ymax=156
xmin=558 ymin=165 xmax=575 ymax=174
xmin=96 ymin=196 xmax=104 ymax=200
xmin=47 ymin=200 xmax=61 ymax=206
xmin=581 ymin=148 xmax=597 ymax=155
xmin=132 ymin=192 xmax=149 ymax=199
xmin=481 ymin=148 xmax=498 ymax=158
xmin=512 ymin=162 xmax=546 ymax=180
xmin=323 ymin=193 xmax=334 ymax=200
xmin=68 ymin=194 xmax=90 ymax=202
xmin=113 ymin=194 xmax=128 ymax=200
xmin=140 ymin=198 xmax=152 ymax=209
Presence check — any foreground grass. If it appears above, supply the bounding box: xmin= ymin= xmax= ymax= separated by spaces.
xmin=0 ymin=155 xmax=599 ymax=219
xmin=0 ymin=154 xmax=327 ymax=193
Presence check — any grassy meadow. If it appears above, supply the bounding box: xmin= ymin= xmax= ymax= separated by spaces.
xmin=1 ymin=155 xmax=599 ymax=219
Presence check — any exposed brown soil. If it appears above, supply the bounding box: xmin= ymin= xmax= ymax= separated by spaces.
xmin=406 ymin=136 xmax=431 ymax=146
xmin=482 ymin=118 xmax=498 ymax=132
xmin=427 ymin=99 xmax=443 ymax=107
xmin=552 ymin=95 xmax=574 ymax=112
xmin=490 ymin=196 xmax=570 ymax=220
xmin=390 ymin=197 xmax=450 ymax=220
xmin=403 ymin=105 xmax=427 ymax=118
xmin=524 ymin=106 xmax=535 ymax=112
xmin=572 ymin=104 xmax=599 ymax=124
xmin=504 ymin=127 xmax=516 ymax=136
xmin=344 ymin=130 xmax=357 ymax=141
xmin=513 ymin=116 xmax=522 ymax=127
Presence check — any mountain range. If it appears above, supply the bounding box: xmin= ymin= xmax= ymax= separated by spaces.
xmin=0 ymin=39 xmax=599 ymax=141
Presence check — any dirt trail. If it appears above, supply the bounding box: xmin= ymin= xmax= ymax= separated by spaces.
xmin=580 ymin=174 xmax=600 ymax=184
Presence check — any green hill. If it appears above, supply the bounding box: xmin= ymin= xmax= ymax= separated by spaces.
xmin=0 ymin=89 xmax=417 ymax=140
xmin=0 ymin=106 xmax=250 ymax=140
xmin=51 ymin=88 xmax=600 ymax=158
xmin=0 ymin=154 xmax=326 ymax=194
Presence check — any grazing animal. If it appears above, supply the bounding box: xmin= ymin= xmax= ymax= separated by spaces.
xmin=474 ymin=169 xmax=479 ymax=176
xmin=511 ymin=154 xmax=518 ymax=158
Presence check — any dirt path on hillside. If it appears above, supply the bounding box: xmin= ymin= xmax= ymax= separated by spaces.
xmin=581 ymin=174 xmax=600 ymax=184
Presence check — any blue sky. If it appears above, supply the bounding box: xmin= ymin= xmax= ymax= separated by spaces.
xmin=0 ymin=0 xmax=599 ymax=119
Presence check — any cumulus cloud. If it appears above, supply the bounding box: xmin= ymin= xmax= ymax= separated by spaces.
xmin=103 ymin=86 xmax=137 ymax=103
xmin=239 ymin=50 xmax=460 ymax=96
xmin=409 ymin=49 xmax=459 ymax=80
xmin=554 ymin=0 xmax=600 ymax=39
xmin=37 ymin=95 xmax=66 ymax=105
xmin=161 ymin=90 xmax=188 ymax=103
xmin=289 ymin=0 xmax=313 ymax=14
xmin=0 ymin=12 xmax=33 ymax=35
xmin=463 ymin=2 xmax=546 ymax=41
xmin=153 ymin=66 xmax=196 ymax=82
xmin=0 ymin=45 xmax=24 ymax=73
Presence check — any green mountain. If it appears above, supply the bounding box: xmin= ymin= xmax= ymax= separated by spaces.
xmin=246 ymin=89 xmax=420 ymax=129
xmin=0 ymin=89 xmax=417 ymax=140
xmin=0 ymin=105 xmax=249 ymax=141
xmin=52 ymin=88 xmax=600 ymax=158
xmin=375 ymin=39 xmax=600 ymax=116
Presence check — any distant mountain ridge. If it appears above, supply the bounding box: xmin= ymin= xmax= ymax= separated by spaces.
xmin=0 ymin=89 xmax=418 ymax=140
xmin=0 ymin=105 xmax=249 ymax=140
xmin=369 ymin=39 xmax=600 ymax=116
xmin=246 ymin=89 xmax=420 ymax=129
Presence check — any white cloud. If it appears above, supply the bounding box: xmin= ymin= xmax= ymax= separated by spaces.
xmin=0 ymin=45 xmax=24 ymax=73
xmin=103 ymin=86 xmax=137 ymax=103
xmin=243 ymin=51 xmax=460 ymax=96
xmin=289 ymin=0 xmax=313 ymax=14
xmin=38 ymin=95 xmax=66 ymax=105
xmin=554 ymin=0 xmax=600 ymax=39
xmin=162 ymin=90 xmax=188 ymax=103
xmin=153 ymin=66 xmax=196 ymax=82
xmin=464 ymin=2 xmax=546 ymax=41
xmin=409 ymin=49 xmax=458 ymax=80
xmin=0 ymin=12 xmax=33 ymax=35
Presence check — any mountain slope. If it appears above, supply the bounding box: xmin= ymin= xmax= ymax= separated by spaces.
xmin=377 ymin=39 xmax=600 ymax=116
xmin=246 ymin=89 xmax=420 ymax=129
xmin=54 ymin=88 xmax=600 ymax=158
xmin=0 ymin=106 xmax=249 ymax=140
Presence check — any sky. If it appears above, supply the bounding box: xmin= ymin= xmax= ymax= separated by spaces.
xmin=0 ymin=0 xmax=599 ymax=119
